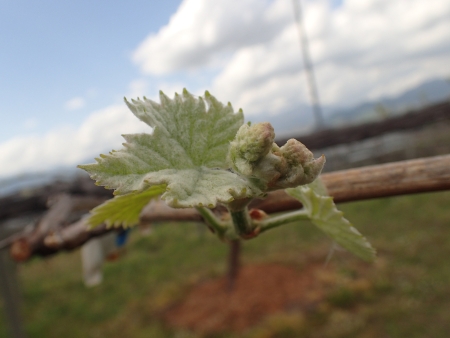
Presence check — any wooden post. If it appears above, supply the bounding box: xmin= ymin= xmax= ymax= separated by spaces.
xmin=0 ymin=247 xmax=27 ymax=338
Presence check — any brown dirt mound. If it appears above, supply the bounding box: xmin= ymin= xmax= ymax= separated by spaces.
xmin=163 ymin=263 xmax=336 ymax=335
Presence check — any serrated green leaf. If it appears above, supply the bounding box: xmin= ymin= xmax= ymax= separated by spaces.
xmin=286 ymin=180 xmax=376 ymax=262
xmin=88 ymin=185 xmax=166 ymax=228
xmin=78 ymin=89 xmax=262 ymax=208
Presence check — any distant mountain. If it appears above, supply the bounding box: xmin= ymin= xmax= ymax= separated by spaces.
xmin=249 ymin=78 xmax=450 ymax=136
xmin=0 ymin=166 xmax=80 ymax=197
xmin=328 ymin=78 xmax=450 ymax=126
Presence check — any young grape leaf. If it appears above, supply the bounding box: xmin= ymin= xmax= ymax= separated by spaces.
xmin=87 ymin=185 xmax=166 ymax=228
xmin=286 ymin=180 xmax=376 ymax=261
xmin=78 ymin=89 xmax=263 ymax=208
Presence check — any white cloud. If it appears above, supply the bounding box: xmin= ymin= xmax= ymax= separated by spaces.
xmin=64 ymin=96 xmax=86 ymax=111
xmin=132 ymin=0 xmax=287 ymax=75
xmin=127 ymin=79 xmax=195 ymax=102
xmin=0 ymin=104 xmax=150 ymax=178
xmin=127 ymin=79 xmax=149 ymax=98
xmin=133 ymin=0 xmax=450 ymax=117
xmin=214 ymin=0 xmax=450 ymax=111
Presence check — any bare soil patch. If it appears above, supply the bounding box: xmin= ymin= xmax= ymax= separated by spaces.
xmin=163 ymin=263 xmax=338 ymax=335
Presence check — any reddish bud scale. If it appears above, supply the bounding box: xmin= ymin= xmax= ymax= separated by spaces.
xmin=249 ymin=209 xmax=268 ymax=221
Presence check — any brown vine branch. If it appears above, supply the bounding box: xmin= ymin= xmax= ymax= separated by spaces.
xmin=8 ymin=195 xmax=107 ymax=261
xmin=250 ymin=154 xmax=450 ymax=213
xmin=7 ymin=154 xmax=450 ymax=261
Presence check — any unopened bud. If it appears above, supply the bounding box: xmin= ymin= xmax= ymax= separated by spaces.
xmin=228 ymin=122 xmax=325 ymax=191
xmin=228 ymin=122 xmax=275 ymax=175
xmin=270 ymin=139 xmax=326 ymax=189
xmin=249 ymin=208 xmax=268 ymax=221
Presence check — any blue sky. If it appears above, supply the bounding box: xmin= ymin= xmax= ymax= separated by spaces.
xmin=0 ymin=0 xmax=182 ymax=143
xmin=1 ymin=0 xmax=449 ymax=178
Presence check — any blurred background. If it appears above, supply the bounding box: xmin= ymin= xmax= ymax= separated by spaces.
xmin=1 ymin=1 xmax=450 ymax=337
xmin=1 ymin=0 xmax=450 ymax=190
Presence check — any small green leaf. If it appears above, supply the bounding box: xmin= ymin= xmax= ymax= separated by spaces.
xmin=87 ymin=185 xmax=165 ymax=228
xmin=286 ymin=180 xmax=376 ymax=262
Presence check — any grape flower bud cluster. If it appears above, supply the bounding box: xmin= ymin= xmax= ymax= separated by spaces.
xmin=228 ymin=122 xmax=326 ymax=191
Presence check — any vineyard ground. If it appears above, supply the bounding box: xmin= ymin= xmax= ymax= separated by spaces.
xmin=1 ymin=191 xmax=450 ymax=337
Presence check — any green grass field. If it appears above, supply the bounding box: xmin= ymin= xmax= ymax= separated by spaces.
xmin=1 ymin=190 xmax=450 ymax=337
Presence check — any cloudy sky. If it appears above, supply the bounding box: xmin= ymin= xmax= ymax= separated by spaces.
xmin=1 ymin=0 xmax=449 ymax=179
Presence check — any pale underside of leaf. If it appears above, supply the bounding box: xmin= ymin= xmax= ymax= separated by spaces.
xmin=144 ymin=167 xmax=262 ymax=208
xmin=87 ymin=185 xmax=166 ymax=228
xmin=286 ymin=182 xmax=376 ymax=262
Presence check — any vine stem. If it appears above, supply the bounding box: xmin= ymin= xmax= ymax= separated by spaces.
xmin=226 ymin=206 xmax=253 ymax=292
xmin=195 ymin=207 xmax=227 ymax=238
xmin=229 ymin=208 xmax=254 ymax=237
xmin=227 ymin=240 xmax=241 ymax=292
xmin=196 ymin=206 xmax=249 ymax=292
xmin=258 ymin=209 xmax=310 ymax=234
xmin=224 ymin=208 xmax=309 ymax=292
